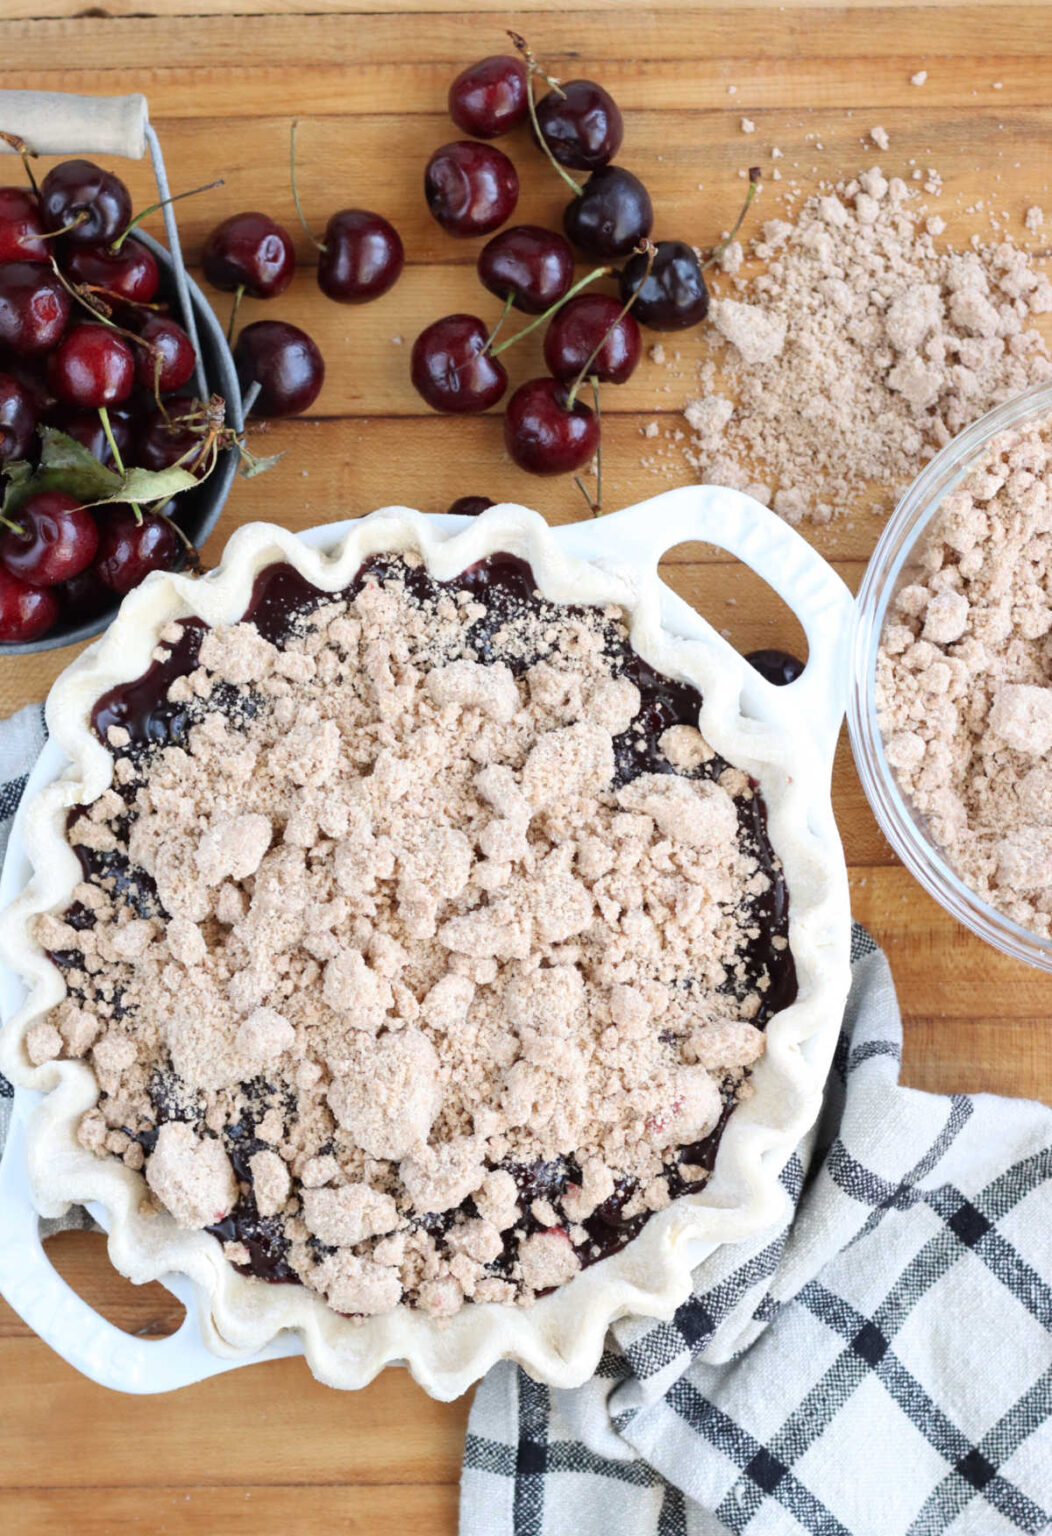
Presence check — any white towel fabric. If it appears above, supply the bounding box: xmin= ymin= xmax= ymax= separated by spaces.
xmin=1 ymin=706 xmax=1050 ymax=1534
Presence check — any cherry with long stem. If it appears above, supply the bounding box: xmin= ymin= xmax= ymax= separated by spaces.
xmin=289 ymin=120 xmax=321 ymax=251
xmin=562 ymin=242 xmax=654 ymax=516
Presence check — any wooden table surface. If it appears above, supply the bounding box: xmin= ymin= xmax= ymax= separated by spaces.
xmin=1 ymin=1 xmax=1050 ymax=1530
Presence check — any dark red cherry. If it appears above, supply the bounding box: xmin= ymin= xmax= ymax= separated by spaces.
xmin=424 ymin=142 xmax=519 ymax=238
xmin=0 ymin=372 xmax=37 ymax=462
xmin=0 ymin=491 xmax=98 ymax=586
xmin=0 ymin=187 xmax=47 ymax=263
xmin=234 ymin=320 xmax=324 ymax=417
xmin=49 ymin=324 xmax=135 ymax=409
xmin=504 ymin=376 xmax=599 ymax=475
xmin=0 ymin=263 xmax=71 ymax=356
xmin=563 ymin=167 xmax=652 ymax=260
xmin=61 ymin=564 xmax=114 ymax=624
xmin=477 ymin=225 xmax=574 ymax=314
xmin=136 ymin=401 xmax=211 ymax=474
xmin=134 ymin=314 xmax=196 ymax=394
xmin=543 ymin=293 xmax=641 ymax=385
xmin=0 ymin=566 xmax=59 ymax=642
xmin=447 ymin=495 xmax=495 ymax=516
xmin=448 ymin=55 xmax=528 ymax=138
xmin=746 ymin=649 xmax=806 ymax=687
xmin=95 ymin=506 xmax=180 ymax=594
xmin=63 ymin=240 xmax=160 ymax=307
xmin=39 ymin=160 xmax=132 ymax=247
xmin=535 ymin=80 xmax=623 ymax=171
xmin=411 ymin=314 xmax=508 ymax=414
xmin=201 ymin=212 xmax=295 ymax=299
xmin=620 ymin=240 xmax=709 ymax=331
xmin=49 ymin=404 xmax=135 ymax=468
xmin=317 ymin=209 xmax=404 ymax=303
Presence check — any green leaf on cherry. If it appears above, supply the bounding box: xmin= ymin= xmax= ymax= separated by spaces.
xmin=0 ymin=427 xmax=202 ymax=520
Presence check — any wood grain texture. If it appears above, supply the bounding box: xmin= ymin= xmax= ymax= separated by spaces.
xmin=0 ymin=5 xmax=1050 ymax=1531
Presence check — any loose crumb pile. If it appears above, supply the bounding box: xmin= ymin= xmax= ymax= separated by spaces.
xmin=28 ymin=555 xmax=787 ymax=1317
xmin=876 ymin=413 xmax=1052 ymax=937
xmin=681 ymin=167 xmax=1052 ymax=523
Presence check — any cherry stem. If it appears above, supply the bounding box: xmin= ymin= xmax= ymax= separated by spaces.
xmin=0 ymin=514 xmax=26 ymax=537
xmin=0 ymin=130 xmax=39 ymax=196
xmin=566 ymin=239 xmax=655 ymax=410
xmin=82 ymin=284 xmax=165 ymax=313
xmin=507 ymin=31 xmax=566 ymax=97
xmin=149 ymin=345 xmax=165 ymax=412
xmin=509 ymin=31 xmax=581 ymax=196
xmin=489 ymin=265 xmax=609 ymax=357
xmin=573 ymin=376 xmax=603 ymax=517
xmin=111 ymin=179 xmax=225 ymax=253
xmin=155 ymin=506 xmax=203 ymax=572
xmin=289 ymin=120 xmax=325 ymax=253
xmin=35 ymin=212 xmax=89 ymax=240
xmin=591 ymin=375 xmax=603 ymax=512
xmin=99 ymin=406 xmax=143 ymax=524
xmin=485 ymin=290 xmax=516 ymax=350
xmin=47 ymin=254 xmax=148 ymax=347
xmin=704 ymin=167 xmax=763 ymax=270
xmin=226 ymin=284 xmax=244 ymax=344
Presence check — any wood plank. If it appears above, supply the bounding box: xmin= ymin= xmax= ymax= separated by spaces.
xmin=3 ymin=7 xmax=1052 ymax=71
xmin=0 ymin=110 xmax=1047 ymax=271
xmin=0 ymin=1485 xmax=460 ymax=1535
xmin=4 ymin=0 xmax=1049 ymax=18
xmin=852 ymin=864 xmax=1052 ymax=1030
xmin=0 ymin=1337 xmax=470 ymax=1488
xmin=5 ymin=55 xmax=1052 ymax=116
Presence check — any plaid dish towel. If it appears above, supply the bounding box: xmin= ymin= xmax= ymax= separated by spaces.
xmin=1 ymin=709 xmax=1051 ymax=1533
xmin=462 ymin=945 xmax=1052 ymax=1534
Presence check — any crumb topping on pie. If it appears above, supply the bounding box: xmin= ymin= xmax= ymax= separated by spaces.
xmin=32 ymin=550 xmax=795 ymax=1316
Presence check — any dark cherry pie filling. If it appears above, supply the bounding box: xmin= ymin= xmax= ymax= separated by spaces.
xmin=53 ymin=551 xmax=797 ymax=1294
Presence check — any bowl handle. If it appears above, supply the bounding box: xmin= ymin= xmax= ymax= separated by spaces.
xmin=558 ymin=484 xmax=855 ymax=766
xmin=0 ymin=1106 xmax=280 ymax=1393
xmin=0 ymin=91 xmax=148 ymax=159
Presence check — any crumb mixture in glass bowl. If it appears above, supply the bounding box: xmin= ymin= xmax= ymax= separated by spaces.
xmin=851 ymin=379 xmax=1052 ymax=969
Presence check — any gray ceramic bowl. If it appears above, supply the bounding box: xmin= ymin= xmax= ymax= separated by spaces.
xmin=0 ymin=229 xmax=243 ymax=657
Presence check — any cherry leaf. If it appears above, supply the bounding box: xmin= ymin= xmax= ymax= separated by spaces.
xmin=0 ymin=427 xmax=203 ymax=519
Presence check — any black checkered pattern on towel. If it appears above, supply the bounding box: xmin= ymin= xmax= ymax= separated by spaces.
xmin=461 ymin=928 xmax=1052 ymax=1536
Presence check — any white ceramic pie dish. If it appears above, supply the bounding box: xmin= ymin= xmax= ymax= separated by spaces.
xmin=0 ymin=486 xmax=853 ymax=1400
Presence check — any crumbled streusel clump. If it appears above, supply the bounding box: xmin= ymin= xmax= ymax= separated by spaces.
xmin=876 ymin=414 xmax=1052 ymax=936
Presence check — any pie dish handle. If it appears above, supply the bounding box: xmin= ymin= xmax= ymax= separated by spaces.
xmin=559 ymin=484 xmax=855 ymax=765
xmin=0 ymin=1106 xmax=268 ymax=1393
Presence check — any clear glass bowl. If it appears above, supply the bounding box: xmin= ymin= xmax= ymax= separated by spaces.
xmin=848 ymin=378 xmax=1052 ymax=972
